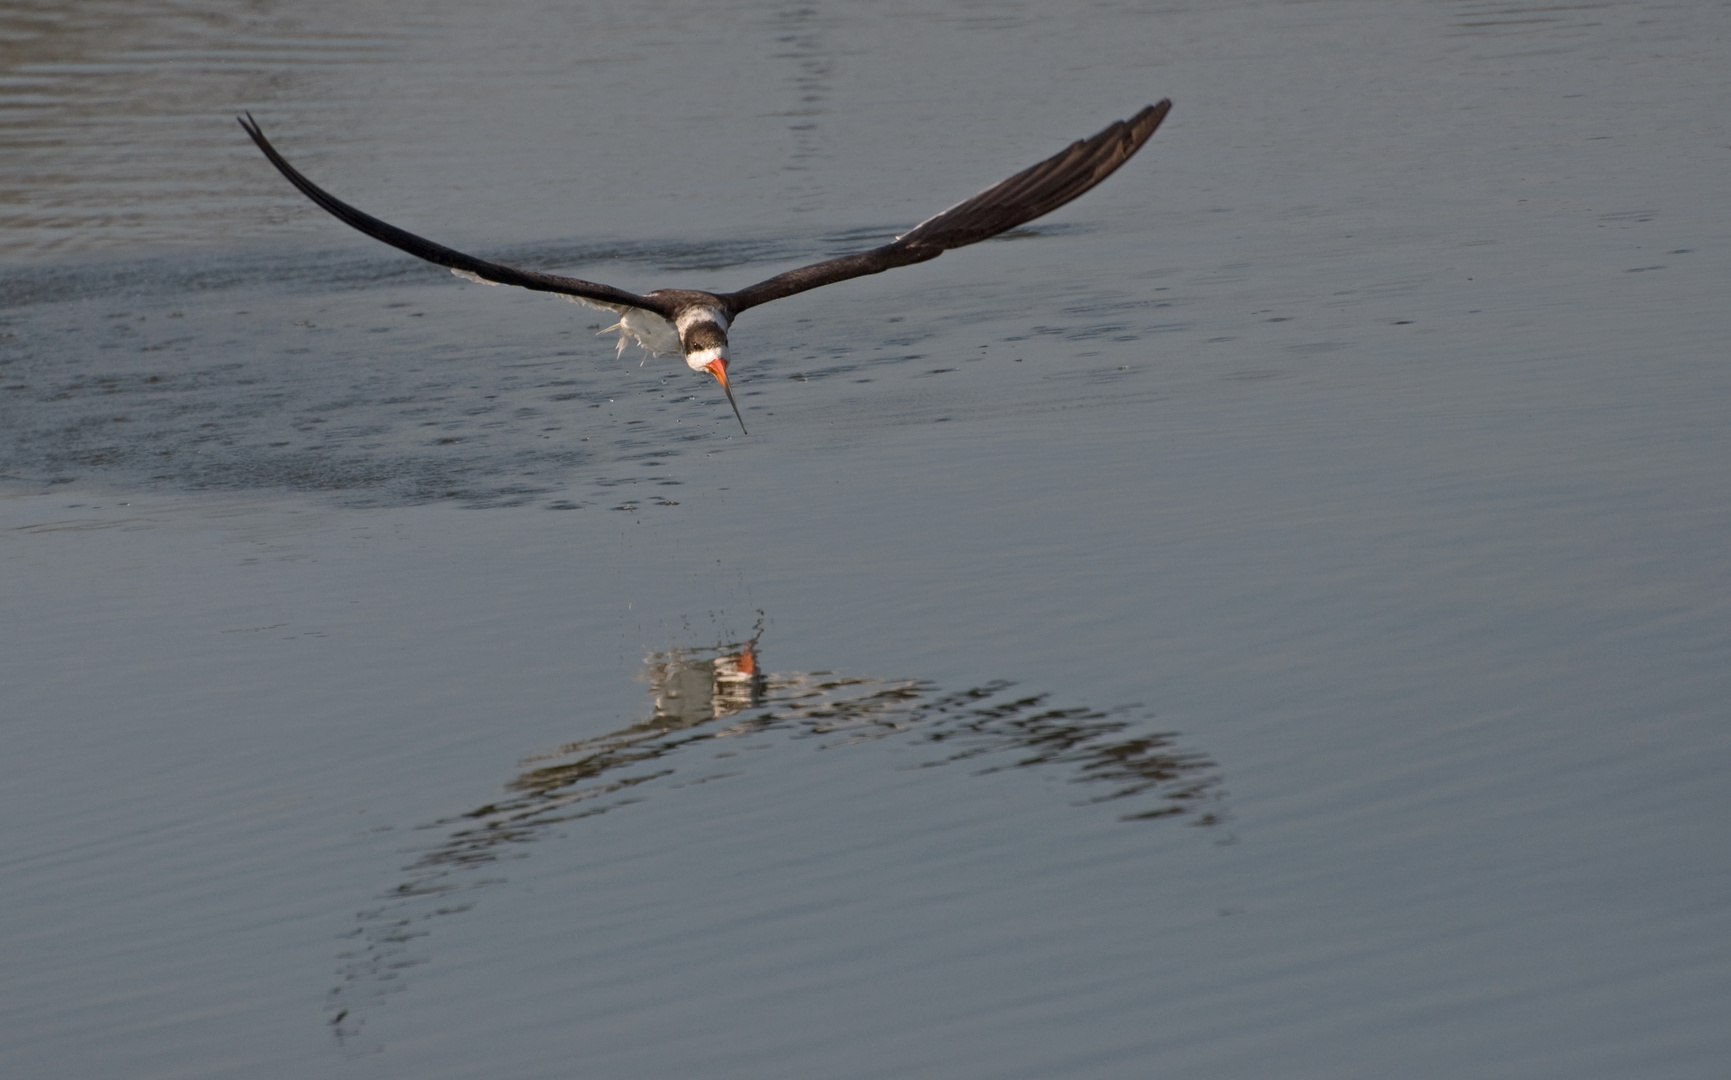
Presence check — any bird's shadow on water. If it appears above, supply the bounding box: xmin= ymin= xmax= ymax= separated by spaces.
xmin=0 ymin=226 xmax=1029 ymax=309
xmin=325 ymin=632 xmax=1229 ymax=1050
xmin=0 ymin=221 xmax=1097 ymax=309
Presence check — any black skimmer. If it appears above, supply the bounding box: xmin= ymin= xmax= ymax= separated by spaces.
xmin=239 ymin=102 xmax=1171 ymax=433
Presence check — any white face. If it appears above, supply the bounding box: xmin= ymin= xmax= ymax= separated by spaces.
xmin=677 ymin=305 xmax=732 ymax=373
xmin=684 ymin=345 xmax=728 ymax=373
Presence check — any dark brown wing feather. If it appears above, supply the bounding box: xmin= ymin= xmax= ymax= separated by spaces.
xmin=238 ymin=114 xmax=671 ymax=317
xmin=718 ymin=101 xmax=1170 ymax=316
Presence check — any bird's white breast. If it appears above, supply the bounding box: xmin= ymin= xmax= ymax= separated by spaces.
xmin=453 ymin=267 xmax=709 ymax=362
xmin=562 ymin=295 xmax=681 ymax=359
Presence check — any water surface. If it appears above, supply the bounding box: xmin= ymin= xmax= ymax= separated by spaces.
xmin=3 ymin=1 xmax=1729 ymax=1078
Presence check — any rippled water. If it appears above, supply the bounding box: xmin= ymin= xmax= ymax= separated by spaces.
xmin=4 ymin=1 xmax=1730 ymax=1078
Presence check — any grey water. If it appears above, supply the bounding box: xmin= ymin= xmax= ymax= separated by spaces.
xmin=3 ymin=1 xmax=1729 ymax=1077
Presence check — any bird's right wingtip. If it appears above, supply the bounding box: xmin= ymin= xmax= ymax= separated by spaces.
xmin=1132 ymin=100 xmax=1173 ymax=140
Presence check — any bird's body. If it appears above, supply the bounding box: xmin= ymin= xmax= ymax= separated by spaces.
xmin=456 ymin=268 xmax=725 ymax=364
xmin=240 ymin=101 xmax=1171 ymax=432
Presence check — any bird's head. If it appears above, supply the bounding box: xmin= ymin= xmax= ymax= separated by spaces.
xmin=680 ymin=312 xmax=745 ymax=433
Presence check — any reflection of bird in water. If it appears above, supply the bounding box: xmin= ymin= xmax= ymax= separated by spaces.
xmin=459 ymin=636 xmax=1223 ymax=852
xmin=642 ymin=637 xmax=765 ymax=727
xmin=238 ymin=102 xmax=1171 ymax=432
xmin=327 ymin=633 xmax=1223 ymax=1047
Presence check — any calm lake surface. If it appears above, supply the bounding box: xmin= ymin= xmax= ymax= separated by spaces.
xmin=3 ymin=1 xmax=1728 ymax=1077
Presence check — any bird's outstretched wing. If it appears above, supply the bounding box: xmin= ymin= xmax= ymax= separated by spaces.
xmin=238 ymin=114 xmax=672 ymax=317
xmin=717 ymin=101 xmax=1171 ymax=316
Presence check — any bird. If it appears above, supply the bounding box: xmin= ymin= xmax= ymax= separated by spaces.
xmin=239 ymin=101 xmax=1171 ymax=433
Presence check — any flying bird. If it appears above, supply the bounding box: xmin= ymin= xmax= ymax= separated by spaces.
xmin=239 ymin=102 xmax=1171 ymax=433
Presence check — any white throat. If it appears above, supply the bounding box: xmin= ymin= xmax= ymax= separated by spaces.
xmin=684 ymin=345 xmax=727 ymax=372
